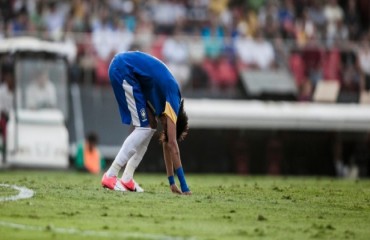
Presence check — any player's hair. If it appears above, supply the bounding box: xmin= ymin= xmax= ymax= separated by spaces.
xmin=159 ymin=99 xmax=189 ymax=143
xmin=176 ymin=99 xmax=189 ymax=142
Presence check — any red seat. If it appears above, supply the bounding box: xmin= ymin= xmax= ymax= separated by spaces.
xmin=323 ymin=49 xmax=341 ymax=82
xmin=215 ymin=58 xmax=238 ymax=88
xmin=289 ymin=53 xmax=305 ymax=86
xmin=95 ymin=57 xmax=110 ymax=84
xmin=150 ymin=35 xmax=167 ymax=60
xmin=202 ymin=58 xmax=238 ymax=89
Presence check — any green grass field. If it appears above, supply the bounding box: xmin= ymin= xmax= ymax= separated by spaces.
xmin=0 ymin=171 xmax=370 ymax=240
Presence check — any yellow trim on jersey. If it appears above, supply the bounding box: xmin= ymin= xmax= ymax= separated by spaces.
xmin=163 ymin=102 xmax=177 ymax=124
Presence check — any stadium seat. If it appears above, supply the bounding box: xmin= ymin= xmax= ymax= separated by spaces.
xmin=150 ymin=35 xmax=167 ymax=60
xmin=201 ymin=57 xmax=238 ymax=89
xmin=313 ymin=80 xmax=340 ymax=103
xmin=323 ymin=49 xmax=341 ymax=81
xmin=240 ymin=69 xmax=298 ymax=99
xmin=360 ymin=92 xmax=370 ymax=104
xmin=289 ymin=53 xmax=305 ymax=87
xmin=95 ymin=57 xmax=110 ymax=85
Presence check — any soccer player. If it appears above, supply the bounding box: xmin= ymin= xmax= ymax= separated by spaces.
xmin=101 ymin=51 xmax=191 ymax=195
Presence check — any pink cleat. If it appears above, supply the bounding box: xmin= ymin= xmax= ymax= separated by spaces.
xmin=121 ymin=179 xmax=144 ymax=192
xmin=101 ymin=173 xmax=127 ymax=191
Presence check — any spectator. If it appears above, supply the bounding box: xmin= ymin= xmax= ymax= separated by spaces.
xmin=8 ymin=8 xmax=29 ymax=36
xmin=235 ymin=5 xmax=259 ymax=38
xmin=0 ymin=71 xmax=14 ymax=117
xmin=0 ymin=70 xmax=14 ymax=162
xmin=29 ymin=1 xmax=45 ymax=34
xmin=344 ymin=0 xmax=361 ymax=41
xmin=187 ymin=26 xmax=206 ymax=58
xmin=150 ymin=0 xmax=185 ymax=35
xmin=202 ymin=27 xmax=238 ymax=91
xmin=298 ymin=79 xmax=313 ymax=102
xmin=91 ymin=8 xmax=115 ymax=84
xmin=112 ymin=17 xmax=134 ymax=54
xmin=0 ymin=0 xmax=14 ymax=26
xmin=294 ymin=9 xmax=316 ymax=47
xmin=278 ymin=0 xmax=295 ymax=38
xmin=252 ymin=29 xmax=275 ymax=69
xmin=25 ymin=70 xmax=57 ymax=109
xmin=0 ymin=21 xmax=4 ymax=39
xmin=323 ymin=0 xmax=344 ymax=44
xmin=92 ymin=8 xmax=114 ymax=61
xmin=342 ymin=62 xmax=360 ymax=93
xmin=235 ymin=29 xmax=275 ymax=70
xmin=202 ymin=17 xmax=224 ymax=59
xmin=307 ymin=0 xmax=326 ymax=38
xmin=185 ymin=0 xmax=209 ymax=24
xmin=75 ymin=132 xmax=105 ymax=174
xmin=42 ymin=1 xmax=69 ymax=40
xmin=134 ymin=12 xmax=154 ymax=52
xmin=234 ymin=30 xmax=255 ymax=68
xmin=358 ymin=35 xmax=370 ymax=92
xmin=258 ymin=0 xmax=280 ymax=39
xmin=162 ymin=26 xmax=190 ymax=89
xmin=187 ymin=29 xmax=208 ymax=89
xmin=301 ymin=36 xmax=324 ymax=86
xmin=70 ymin=0 xmax=90 ymax=32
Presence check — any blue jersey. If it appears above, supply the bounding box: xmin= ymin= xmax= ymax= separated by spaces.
xmin=109 ymin=51 xmax=181 ymax=125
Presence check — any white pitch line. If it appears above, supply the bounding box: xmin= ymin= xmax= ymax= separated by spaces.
xmin=0 ymin=221 xmax=196 ymax=240
xmin=0 ymin=184 xmax=34 ymax=202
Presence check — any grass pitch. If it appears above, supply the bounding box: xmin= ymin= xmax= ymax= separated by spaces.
xmin=0 ymin=171 xmax=370 ymax=240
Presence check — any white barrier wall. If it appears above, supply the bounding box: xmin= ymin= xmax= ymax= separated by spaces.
xmin=185 ymin=99 xmax=370 ymax=131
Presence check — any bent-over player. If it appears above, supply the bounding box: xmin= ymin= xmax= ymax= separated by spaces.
xmin=102 ymin=51 xmax=191 ymax=195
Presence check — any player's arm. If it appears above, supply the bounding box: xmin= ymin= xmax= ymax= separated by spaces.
xmin=164 ymin=115 xmax=191 ymax=195
xmin=162 ymin=142 xmax=182 ymax=194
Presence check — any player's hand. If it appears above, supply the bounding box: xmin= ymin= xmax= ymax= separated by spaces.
xmin=170 ymin=184 xmax=182 ymax=194
xmin=182 ymin=191 xmax=192 ymax=195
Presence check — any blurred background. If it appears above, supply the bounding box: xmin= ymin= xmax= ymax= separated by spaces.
xmin=0 ymin=0 xmax=370 ymax=178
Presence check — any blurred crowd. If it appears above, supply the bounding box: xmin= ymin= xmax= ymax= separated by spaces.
xmin=0 ymin=0 xmax=370 ymax=102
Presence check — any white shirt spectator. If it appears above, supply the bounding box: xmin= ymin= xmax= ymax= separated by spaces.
xmin=92 ymin=24 xmax=116 ymax=60
xmin=235 ymin=35 xmax=255 ymax=65
xmin=42 ymin=2 xmax=69 ymax=39
xmin=324 ymin=0 xmax=344 ymax=39
xmin=0 ymin=83 xmax=13 ymax=114
xmin=253 ymin=39 xmax=275 ymax=70
xmin=324 ymin=1 xmax=343 ymax=23
xmin=162 ymin=35 xmax=190 ymax=88
xmin=358 ymin=47 xmax=370 ymax=75
xmin=235 ymin=35 xmax=275 ymax=70
xmin=26 ymin=73 xmax=57 ymax=109
xmin=162 ymin=36 xmax=188 ymax=64
xmin=151 ymin=0 xmax=185 ymax=26
xmin=113 ymin=22 xmax=134 ymax=54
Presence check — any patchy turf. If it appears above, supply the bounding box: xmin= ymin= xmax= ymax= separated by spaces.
xmin=0 ymin=185 xmax=18 ymax=197
xmin=0 ymin=171 xmax=370 ymax=240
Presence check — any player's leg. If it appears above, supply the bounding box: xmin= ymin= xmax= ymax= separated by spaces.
xmin=103 ymin=73 xmax=154 ymax=191
xmin=120 ymin=108 xmax=157 ymax=191
xmin=119 ymin=83 xmax=156 ymax=191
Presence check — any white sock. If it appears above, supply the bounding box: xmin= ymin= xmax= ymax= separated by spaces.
xmin=106 ymin=162 xmax=121 ymax=177
xmin=107 ymin=127 xmax=155 ymax=177
xmin=122 ymin=146 xmax=147 ymax=182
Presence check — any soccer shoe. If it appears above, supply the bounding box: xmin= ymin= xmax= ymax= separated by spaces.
xmin=101 ymin=173 xmax=127 ymax=191
xmin=121 ymin=179 xmax=144 ymax=192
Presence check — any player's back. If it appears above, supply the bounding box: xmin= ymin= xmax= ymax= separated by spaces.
xmin=114 ymin=51 xmax=181 ymax=117
xmin=117 ymin=51 xmax=177 ymax=89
